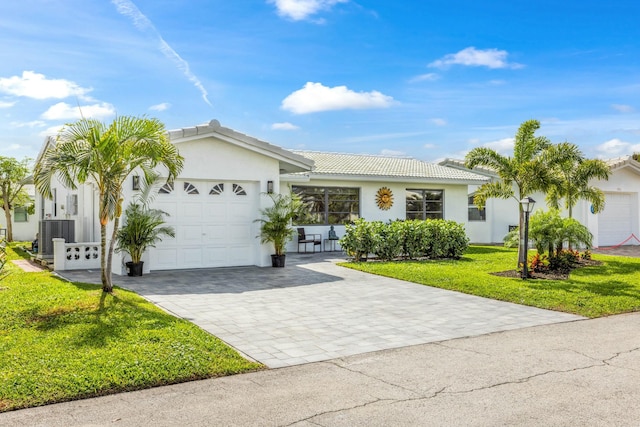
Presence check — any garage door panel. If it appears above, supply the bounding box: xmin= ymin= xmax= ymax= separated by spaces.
xmin=599 ymin=193 xmax=635 ymax=246
xmin=179 ymin=247 xmax=203 ymax=267
xmin=151 ymin=180 xmax=257 ymax=270
xmin=228 ymin=245 xmax=253 ymax=266
xmin=179 ymin=225 xmax=204 ymax=244
xmin=228 ymin=224 xmax=253 ymax=243
xmin=154 ymin=248 xmax=179 ymax=269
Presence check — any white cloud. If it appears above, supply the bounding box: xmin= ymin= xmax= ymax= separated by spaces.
xmin=595 ymin=138 xmax=640 ymax=156
xmin=41 ymin=102 xmax=116 ymax=120
xmin=149 ymin=102 xmax=171 ymax=111
xmin=271 ymin=122 xmax=300 ymax=130
xmin=429 ymin=47 xmax=522 ymax=70
xmin=423 ymin=143 xmax=436 ymax=149
xmin=111 ymin=0 xmax=211 ymax=106
xmin=38 ymin=125 xmax=66 ymax=138
xmin=611 ymin=104 xmax=634 ymax=113
xmin=268 ymin=0 xmax=348 ymax=21
xmin=10 ymin=120 xmax=46 ymax=128
xmin=409 ymin=73 xmax=440 ymax=83
xmin=0 ymin=101 xmax=16 ymax=108
xmin=483 ymin=137 xmax=514 ymax=155
xmin=380 ymin=149 xmax=406 ymax=157
xmin=282 ymin=82 xmax=394 ymax=114
xmin=0 ymin=71 xmax=92 ymax=100
xmin=430 ymin=118 xmax=447 ymax=126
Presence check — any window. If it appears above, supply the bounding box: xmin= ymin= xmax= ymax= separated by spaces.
xmin=292 ymin=186 xmax=360 ymax=225
xmin=406 ymin=189 xmax=443 ymax=220
xmin=468 ymin=194 xmax=486 ymax=221
xmin=14 ymin=206 xmax=28 ymax=222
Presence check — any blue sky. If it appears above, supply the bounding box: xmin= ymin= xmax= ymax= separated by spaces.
xmin=2 ymin=0 xmax=640 ymax=164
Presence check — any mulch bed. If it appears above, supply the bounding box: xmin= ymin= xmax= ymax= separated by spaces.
xmin=491 ymin=259 xmax=602 ymax=280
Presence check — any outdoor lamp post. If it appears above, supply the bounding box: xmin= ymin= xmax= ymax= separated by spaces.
xmin=520 ymin=196 xmax=536 ymax=279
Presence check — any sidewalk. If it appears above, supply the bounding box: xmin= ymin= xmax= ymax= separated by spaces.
xmin=3 ymin=312 xmax=639 ymax=426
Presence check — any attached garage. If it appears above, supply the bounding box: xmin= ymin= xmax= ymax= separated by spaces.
xmin=150 ymin=179 xmax=258 ymax=270
xmin=598 ymin=192 xmax=637 ymax=247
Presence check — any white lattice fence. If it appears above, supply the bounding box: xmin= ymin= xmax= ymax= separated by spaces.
xmin=53 ymin=239 xmax=101 ymax=270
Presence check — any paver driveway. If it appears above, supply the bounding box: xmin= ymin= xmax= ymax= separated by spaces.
xmin=59 ymin=253 xmax=583 ymax=368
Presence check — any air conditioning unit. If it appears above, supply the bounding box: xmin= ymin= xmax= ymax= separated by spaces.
xmin=39 ymin=220 xmax=75 ymax=256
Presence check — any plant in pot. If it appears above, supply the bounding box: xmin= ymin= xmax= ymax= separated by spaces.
xmin=255 ymin=193 xmax=303 ymax=267
xmin=116 ymin=203 xmax=175 ymax=276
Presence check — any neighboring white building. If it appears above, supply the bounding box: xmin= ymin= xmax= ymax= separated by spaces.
xmin=439 ymin=156 xmax=640 ymax=248
xmin=35 ymin=120 xmax=488 ymax=273
xmin=0 ymin=182 xmax=38 ymax=242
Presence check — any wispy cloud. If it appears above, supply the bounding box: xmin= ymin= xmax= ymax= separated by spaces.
xmin=0 ymin=101 xmax=17 ymax=108
xmin=409 ymin=73 xmax=439 ymax=83
xmin=111 ymin=0 xmax=211 ymax=106
xmin=282 ymin=82 xmax=394 ymax=114
xmin=380 ymin=148 xmax=406 ymax=157
xmin=149 ymin=102 xmax=171 ymax=111
xmin=430 ymin=118 xmax=447 ymax=126
xmin=0 ymin=71 xmax=92 ymax=100
xmin=611 ymin=104 xmax=634 ymax=113
xmin=10 ymin=120 xmax=46 ymax=128
xmin=268 ymin=0 xmax=348 ymax=21
xmin=41 ymin=102 xmax=116 ymax=120
xmin=271 ymin=122 xmax=300 ymax=130
xmin=341 ymin=131 xmax=429 ymax=144
xmin=429 ymin=47 xmax=523 ymax=70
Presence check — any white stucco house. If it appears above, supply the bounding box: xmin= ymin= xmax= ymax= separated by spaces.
xmin=35 ymin=119 xmax=489 ymax=273
xmin=0 ymin=182 xmax=38 ymax=242
xmin=439 ymin=156 xmax=640 ymax=248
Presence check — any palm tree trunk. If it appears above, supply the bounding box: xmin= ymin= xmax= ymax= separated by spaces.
xmin=100 ymin=223 xmax=110 ymax=292
xmin=104 ymin=216 xmax=121 ymax=293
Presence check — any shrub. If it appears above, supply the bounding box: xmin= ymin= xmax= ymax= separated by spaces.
xmin=503 ymin=228 xmax=519 ymax=248
xmin=339 ymin=218 xmax=376 ymax=261
xmin=372 ymin=220 xmax=404 ymax=261
xmin=528 ymin=252 xmax=549 ymax=272
xmin=341 ymin=218 xmax=469 ymax=261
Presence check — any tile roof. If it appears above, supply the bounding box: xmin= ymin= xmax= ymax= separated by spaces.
xmin=291 ymin=151 xmax=488 ymax=183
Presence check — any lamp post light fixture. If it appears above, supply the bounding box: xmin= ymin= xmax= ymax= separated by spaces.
xmin=520 ymin=196 xmax=536 ymax=279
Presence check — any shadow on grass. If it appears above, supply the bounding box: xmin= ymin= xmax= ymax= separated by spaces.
xmin=25 ymin=277 xmax=181 ymax=349
xmin=466 ymin=245 xmax=514 ymax=255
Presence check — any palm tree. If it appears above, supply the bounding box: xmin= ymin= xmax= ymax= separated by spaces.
xmin=465 ymin=119 xmax=554 ymax=269
xmin=34 ymin=116 xmax=183 ymax=292
xmin=544 ymin=142 xmax=610 ymax=218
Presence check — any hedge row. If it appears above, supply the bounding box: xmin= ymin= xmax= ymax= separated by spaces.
xmin=339 ymin=218 xmax=469 ymax=261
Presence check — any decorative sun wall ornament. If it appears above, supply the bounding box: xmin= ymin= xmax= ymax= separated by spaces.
xmin=376 ymin=187 xmax=394 ymax=210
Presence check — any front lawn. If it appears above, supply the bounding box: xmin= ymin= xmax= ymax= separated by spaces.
xmin=0 ymin=244 xmax=262 ymax=412
xmin=340 ymin=245 xmax=640 ymax=318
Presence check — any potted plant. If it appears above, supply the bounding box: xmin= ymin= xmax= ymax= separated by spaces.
xmin=116 ymin=203 xmax=175 ymax=276
xmin=255 ymin=193 xmax=303 ymax=267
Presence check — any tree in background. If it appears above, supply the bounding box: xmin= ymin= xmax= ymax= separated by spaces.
xmin=0 ymin=156 xmax=33 ymax=242
xmin=544 ymin=142 xmax=610 ymax=218
xmin=465 ymin=119 xmax=555 ymax=269
xmin=34 ymin=116 xmax=183 ymax=292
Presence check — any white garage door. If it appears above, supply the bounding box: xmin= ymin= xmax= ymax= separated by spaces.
xmin=150 ymin=180 xmax=258 ymax=270
xmin=598 ymin=193 xmax=633 ymax=246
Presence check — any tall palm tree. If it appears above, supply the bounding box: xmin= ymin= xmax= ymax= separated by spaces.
xmin=465 ymin=119 xmax=554 ymax=269
xmin=544 ymin=142 xmax=610 ymax=218
xmin=34 ymin=116 xmax=183 ymax=292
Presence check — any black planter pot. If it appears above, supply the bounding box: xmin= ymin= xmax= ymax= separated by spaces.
xmin=271 ymin=254 xmax=286 ymax=268
xmin=126 ymin=261 xmax=144 ymax=277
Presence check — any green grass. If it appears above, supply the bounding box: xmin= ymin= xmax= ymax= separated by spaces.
xmin=340 ymin=245 xmax=640 ymax=318
xmin=0 ymin=244 xmax=262 ymax=412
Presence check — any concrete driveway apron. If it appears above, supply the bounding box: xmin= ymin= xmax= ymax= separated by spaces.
xmin=58 ymin=254 xmax=583 ymax=368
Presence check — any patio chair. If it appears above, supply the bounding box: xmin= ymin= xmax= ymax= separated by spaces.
xmin=297 ymin=228 xmax=322 ymax=253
